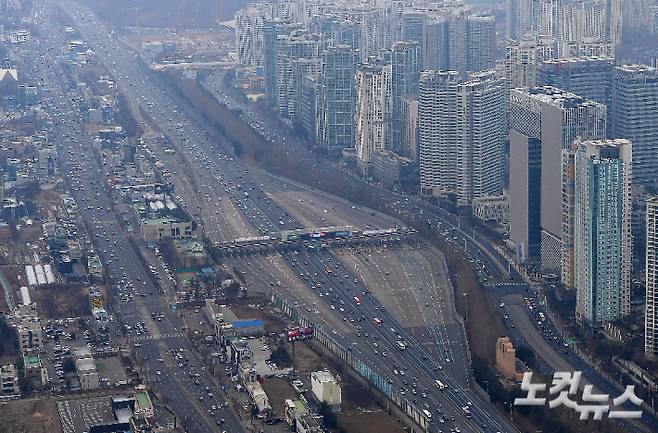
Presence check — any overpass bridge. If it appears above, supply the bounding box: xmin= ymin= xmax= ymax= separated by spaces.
xmin=210 ymin=226 xmax=417 ymax=257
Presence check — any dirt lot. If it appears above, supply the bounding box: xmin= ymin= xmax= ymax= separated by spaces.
xmin=0 ymin=398 xmax=63 ymax=433
xmin=261 ymin=376 xmax=297 ymax=416
xmin=335 ymin=411 xmax=404 ymax=433
xmin=229 ymin=296 xmax=288 ymax=334
xmin=31 ymin=283 xmax=92 ymax=319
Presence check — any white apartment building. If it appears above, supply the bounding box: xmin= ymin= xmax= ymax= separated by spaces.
xmin=419 ymin=70 xmax=505 ymax=206
xmin=355 ymin=62 xmax=392 ymax=173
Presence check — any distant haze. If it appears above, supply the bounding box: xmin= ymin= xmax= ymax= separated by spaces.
xmin=84 ymin=0 xmax=249 ymax=28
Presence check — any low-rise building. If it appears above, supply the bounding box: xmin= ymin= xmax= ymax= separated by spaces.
xmin=140 ymin=217 xmax=193 ymax=242
xmin=75 ymin=347 xmax=99 ymax=389
xmin=17 ymin=316 xmax=42 ymax=356
xmin=23 ymin=354 xmax=42 ymax=378
xmin=495 ymin=337 xmax=529 ymax=382
xmin=87 ymin=255 xmax=104 ymax=281
xmin=472 ymin=194 xmax=509 ymax=225
xmin=296 ymin=414 xmax=322 ymax=433
xmin=0 ymin=364 xmax=20 ymax=396
xmin=310 ymin=370 xmax=341 ymax=410
xmin=284 ymin=399 xmax=308 ymax=426
xmin=134 ymin=385 xmax=154 ymax=420
xmin=245 ymin=381 xmax=271 ymax=414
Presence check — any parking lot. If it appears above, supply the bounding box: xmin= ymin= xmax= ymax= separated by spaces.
xmin=57 ymin=396 xmax=114 ymax=433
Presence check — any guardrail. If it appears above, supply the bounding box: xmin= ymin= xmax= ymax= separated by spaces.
xmin=271 ymin=291 xmax=431 ymax=432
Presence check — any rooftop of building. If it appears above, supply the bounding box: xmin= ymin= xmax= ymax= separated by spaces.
xmin=135 ymin=390 xmax=153 ymax=411
xmin=285 ymin=399 xmax=308 ymax=415
xmin=23 ymin=355 xmax=41 ymax=368
xmin=311 ymin=370 xmax=337 ymax=383
xmin=542 ymin=56 xmax=613 ymax=65
xmin=514 ymin=86 xmax=603 ymax=108
xmin=615 ymin=64 xmax=657 ymax=73
xmin=141 ymin=216 xmax=190 ymax=225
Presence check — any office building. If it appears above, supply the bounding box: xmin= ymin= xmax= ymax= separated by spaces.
xmin=509 ymin=87 xmax=606 ymax=268
xmin=573 ymin=139 xmax=632 ymax=325
xmin=355 ymin=62 xmax=392 ymax=173
xmin=510 ymin=129 xmax=542 ymax=263
xmin=419 ymin=71 xmax=505 ymax=206
xmin=612 ymin=65 xmax=658 ymax=188
xmin=646 ymin=197 xmax=658 ymax=357
xmin=319 ymin=45 xmax=357 ymax=151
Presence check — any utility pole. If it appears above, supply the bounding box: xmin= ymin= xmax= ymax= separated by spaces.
xmin=291 ymin=339 xmax=297 ymax=379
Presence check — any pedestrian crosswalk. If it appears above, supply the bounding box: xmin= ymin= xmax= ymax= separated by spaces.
xmin=130 ymin=332 xmax=185 ymax=342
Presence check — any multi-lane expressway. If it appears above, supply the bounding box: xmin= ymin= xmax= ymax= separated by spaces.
xmin=45 ymin=1 xmax=532 ymax=432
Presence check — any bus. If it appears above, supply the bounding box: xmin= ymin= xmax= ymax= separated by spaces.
xmin=434 ymin=380 xmax=446 ymax=390
xmin=462 ymin=406 xmax=472 ymax=418
xmin=353 ymin=296 xmax=361 ymax=306
xmin=373 ymin=317 xmax=383 ymax=326
xmin=422 ymin=409 xmax=432 ymax=420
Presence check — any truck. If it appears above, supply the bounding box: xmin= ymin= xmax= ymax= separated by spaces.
xmin=396 ymin=340 xmax=407 ymax=350
xmin=422 ymin=409 xmax=432 ymax=420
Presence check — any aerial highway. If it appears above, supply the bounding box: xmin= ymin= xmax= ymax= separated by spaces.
xmin=45 ymin=1 xmax=529 ymax=432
